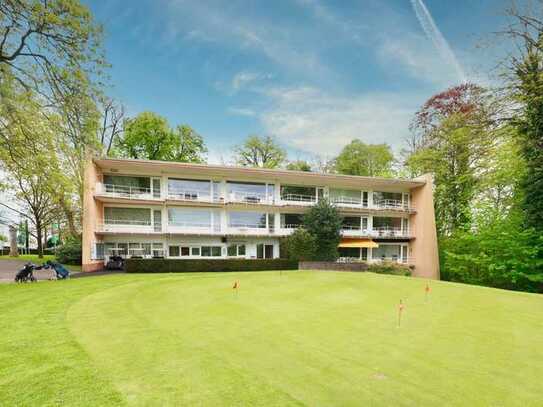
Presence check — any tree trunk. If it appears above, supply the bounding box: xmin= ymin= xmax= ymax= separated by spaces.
xmin=9 ymin=225 xmax=18 ymax=257
xmin=36 ymin=222 xmax=43 ymax=259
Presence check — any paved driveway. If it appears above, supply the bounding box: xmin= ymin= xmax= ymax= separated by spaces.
xmin=0 ymin=259 xmax=116 ymax=283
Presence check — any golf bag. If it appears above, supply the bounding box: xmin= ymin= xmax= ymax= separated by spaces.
xmin=106 ymin=255 xmax=124 ymax=270
xmin=14 ymin=263 xmax=38 ymax=283
xmin=43 ymin=261 xmax=70 ymax=279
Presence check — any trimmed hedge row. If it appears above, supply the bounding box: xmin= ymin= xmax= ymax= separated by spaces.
xmin=125 ymin=258 xmax=299 ymax=273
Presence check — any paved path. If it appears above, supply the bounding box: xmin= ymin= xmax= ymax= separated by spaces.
xmin=0 ymin=259 xmax=122 ymax=283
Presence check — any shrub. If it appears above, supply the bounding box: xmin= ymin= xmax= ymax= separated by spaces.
xmin=303 ymin=198 xmax=342 ymax=261
xmin=283 ymin=228 xmax=317 ymax=261
xmin=126 ymin=258 xmax=298 ymax=273
xmin=55 ymin=236 xmax=82 ymax=265
xmin=368 ymin=262 xmax=412 ymax=276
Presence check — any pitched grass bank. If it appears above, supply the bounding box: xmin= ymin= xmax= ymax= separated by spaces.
xmin=1 ymin=271 xmax=542 ymax=406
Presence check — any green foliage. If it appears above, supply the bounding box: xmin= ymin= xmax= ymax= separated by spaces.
xmin=303 ymin=199 xmax=342 ymax=261
xmin=114 ymin=112 xmax=207 ymax=162
xmin=55 ymin=236 xmax=82 ymax=265
xmin=334 ymin=140 xmax=394 ymax=176
xmin=283 ymin=228 xmax=317 ymax=261
xmin=367 ymin=262 xmax=412 ymax=277
xmin=125 ymin=258 xmax=298 ymax=273
xmin=287 ymin=160 xmax=312 ymax=171
xmin=233 ymin=135 xmax=286 ymax=168
xmin=440 ymin=213 xmax=543 ymax=292
xmin=0 ymin=234 xmax=6 ymax=243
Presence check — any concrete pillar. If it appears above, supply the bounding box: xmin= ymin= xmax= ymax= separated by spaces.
xmin=82 ymin=159 xmax=104 ymax=272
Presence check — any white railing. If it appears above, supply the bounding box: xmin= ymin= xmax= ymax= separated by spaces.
xmin=331 ymin=196 xmax=365 ymax=207
xmin=168 ymin=189 xmax=220 ymax=203
xmin=97 ymin=183 xmax=161 ymax=200
xmin=228 ymin=222 xmax=273 ymax=236
xmin=167 ymin=221 xmax=220 ymax=234
xmin=97 ymin=220 xmax=157 ymax=233
xmin=280 ymin=193 xmax=317 ymax=204
xmin=373 ymin=199 xmax=412 ymax=211
xmin=338 ymin=257 xmax=414 ymax=265
xmin=228 ymin=191 xmax=271 ymax=205
xmin=371 ymin=227 xmax=411 ymax=238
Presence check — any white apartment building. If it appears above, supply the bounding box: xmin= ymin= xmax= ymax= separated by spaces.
xmin=82 ymin=158 xmax=439 ymax=278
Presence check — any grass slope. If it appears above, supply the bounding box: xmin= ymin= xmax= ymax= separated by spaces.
xmin=1 ymin=271 xmax=542 ymax=406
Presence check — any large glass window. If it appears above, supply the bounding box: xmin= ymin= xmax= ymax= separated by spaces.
xmin=227 ymin=182 xmax=267 ymax=203
xmin=229 ymin=211 xmax=267 ymax=228
xmin=373 ymin=217 xmax=402 ymax=229
xmin=169 ymin=246 xmax=180 ymax=257
xmin=280 ymin=185 xmax=316 ymax=202
xmin=342 ymin=216 xmax=361 ymax=230
xmin=103 ymin=175 xmax=151 ymax=194
xmin=227 ymin=244 xmax=247 ymax=257
xmin=281 ymin=213 xmax=304 ymax=228
xmin=372 ymin=244 xmax=401 ymax=261
xmin=338 ymin=247 xmax=360 ymax=258
xmin=330 ymin=188 xmax=361 ymax=205
xmin=373 ymin=191 xmax=403 ymax=204
xmin=202 ymin=246 xmax=222 ymax=257
xmin=168 ymin=208 xmax=213 ymax=228
xmin=168 ymin=178 xmax=211 ymax=200
xmin=104 ymin=207 xmax=151 ymax=225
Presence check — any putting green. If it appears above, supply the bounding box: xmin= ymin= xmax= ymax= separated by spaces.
xmin=1 ymin=271 xmax=543 ymax=406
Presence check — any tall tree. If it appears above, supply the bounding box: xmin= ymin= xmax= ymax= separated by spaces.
xmin=502 ymin=4 xmax=543 ymax=231
xmin=233 ymin=135 xmax=286 ymax=168
xmin=303 ymin=199 xmax=342 ymax=261
xmin=115 ymin=112 xmax=207 ymax=162
xmin=334 ymin=140 xmax=394 ymax=177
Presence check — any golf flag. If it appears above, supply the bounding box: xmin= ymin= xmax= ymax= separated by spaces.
xmin=425 ymin=283 xmax=431 ymax=302
xmin=233 ymin=281 xmax=239 ymax=290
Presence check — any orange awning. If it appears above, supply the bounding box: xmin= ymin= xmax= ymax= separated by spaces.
xmin=338 ymin=239 xmax=379 ymax=249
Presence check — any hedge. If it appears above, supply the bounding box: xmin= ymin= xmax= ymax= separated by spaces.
xmin=125 ymin=258 xmax=299 ymax=273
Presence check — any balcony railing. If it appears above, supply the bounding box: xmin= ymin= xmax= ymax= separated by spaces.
xmin=373 ymin=199 xmax=411 ymax=211
xmin=228 ymin=191 xmax=271 ymax=205
xmin=331 ymin=196 xmax=367 ymax=207
xmin=280 ymin=194 xmax=317 ymax=205
xmin=338 ymin=256 xmax=414 ymax=265
xmin=167 ymin=189 xmax=221 ymax=203
xmin=371 ymin=227 xmax=411 ymax=238
xmin=97 ymin=219 xmax=157 ymax=233
xmin=167 ymin=221 xmax=220 ymax=234
xmin=96 ymin=183 xmax=162 ymax=200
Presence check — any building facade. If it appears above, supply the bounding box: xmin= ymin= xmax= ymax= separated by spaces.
xmin=82 ymin=158 xmax=439 ymax=279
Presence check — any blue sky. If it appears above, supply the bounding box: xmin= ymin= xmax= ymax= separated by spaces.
xmin=84 ymin=0 xmax=510 ymax=163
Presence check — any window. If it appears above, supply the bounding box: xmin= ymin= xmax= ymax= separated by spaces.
xmin=94 ymin=243 xmax=104 ymax=260
xmin=169 ymin=246 xmax=180 ymax=257
xmin=227 ymin=244 xmax=246 ymax=257
xmin=257 ymin=243 xmax=273 ymax=259
xmin=103 ymin=175 xmax=150 ymax=194
xmin=229 ymin=211 xmax=267 ymax=228
xmin=372 ymin=245 xmax=401 ymax=261
xmin=362 ymin=217 xmax=369 ymax=230
xmin=280 ymin=185 xmax=316 ymax=201
xmin=152 ymin=178 xmax=161 ymax=198
xmin=117 ymin=243 xmax=128 ymax=256
xmin=168 ymin=208 xmax=214 ymax=228
xmin=129 ymin=243 xmax=142 ymax=257
xmin=373 ymin=191 xmax=403 ymax=207
xmin=373 ymin=217 xmax=402 ymax=229
xmin=191 ymin=247 xmax=200 ymax=256
xmin=152 ymin=243 xmax=164 ymax=258
xmin=181 ymin=247 xmax=190 ymax=256
xmin=338 ymin=247 xmax=360 ymax=258
xmin=265 ymin=244 xmax=274 ymax=259
xmin=168 ymin=178 xmax=211 ymax=200
xmin=202 ymin=246 xmax=222 ymax=257
xmin=257 ymin=243 xmax=264 ymax=259
xmin=281 ymin=213 xmax=304 ymax=228
xmin=329 ymin=188 xmax=361 ymax=205
xmin=142 ymin=243 xmax=152 ymax=256
xmin=104 ymin=207 xmax=151 ymax=225
xmin=227 ymin=182 xmax=267 ymax=203
xmin=342 ymin=217 xmax=361 ymax=230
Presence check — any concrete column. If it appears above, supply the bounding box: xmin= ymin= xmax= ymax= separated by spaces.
xmin=410 ymin=174 xmax=440 ymax=279
xmin=82 ymin=159 xmax=104 ymax=272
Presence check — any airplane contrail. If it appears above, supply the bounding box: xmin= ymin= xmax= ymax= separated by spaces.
xmin=410 ymin=0 xmax=466 ymax=83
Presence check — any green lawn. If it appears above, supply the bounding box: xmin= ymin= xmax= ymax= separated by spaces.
xmin=0 ymin=254 xmax=81 ymax=271
xmin=1 ymin=271 xmax=542 ymax=406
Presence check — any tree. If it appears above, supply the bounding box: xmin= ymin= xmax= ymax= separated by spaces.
xmin=333 ymin=140 xmax=394 ymax=177
xmin=233 ymin=135 xmax=286 ymax=168
xmin=0 ymin=234 xmax=6 ymax=243
xmin=283 ymin=228 xmax=317 ymax=261
xmin=0 ymin=0 xmax=105 ymax=106
xmin=303 ymin=199 xmax=342 ymax=261
xmin=287 ymin=160 xmax=312 ymax=172
xmin=115 ymin=112 xmax=207 ymax=162
xmin=502 ymin=4 xmax=543 ymax=231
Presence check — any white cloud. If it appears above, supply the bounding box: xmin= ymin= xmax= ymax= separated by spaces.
xmin=227 ymin=107 xmax=256 ymax=117
xmin=230 ymin=71 xmax=272 ymax=93
xmin=257 ymin=86 xmax=418 ymax=155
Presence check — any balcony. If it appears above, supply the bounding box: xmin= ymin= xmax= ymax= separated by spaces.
xmin=337 ymin=257 xmax=414 ymax=265
xmin=96 ymin=183 xmax=161 ymax=201
xmin=372 ymin=199 xmax=413 ymax=212
xmin=227 ymin=222 xmax=273 ymax=236
xmin=370 ymin=227 xmax=411 ymax=239
xmin=97 ymin=219 xmax=159 ymax=234
xmin=280 ymin=193 xmax=317 ymax=206
xmin=167 ymin=221 xmax=221 ymax=235
xmin=227 ymin=191 xmax=273 ymax=205
xmin=167 ymin=189 xmax=222 ymax=204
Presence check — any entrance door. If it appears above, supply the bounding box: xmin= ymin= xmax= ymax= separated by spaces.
xmin=265 ymin=244 xmax=274 ymax=259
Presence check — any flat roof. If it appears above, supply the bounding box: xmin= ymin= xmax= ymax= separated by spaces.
xmin=93 ymin=158 xmax=426 ymax=191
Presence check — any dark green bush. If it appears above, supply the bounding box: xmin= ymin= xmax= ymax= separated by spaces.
xmin=126 ymin=258 xmax=298 ymax=273
xmin=55 ymin=236 xmax=82 ymax=265
xmin=368 ymin=262 xmax=412 ymax=277
xmin=283 ymin=228 xmax=317 ymax=261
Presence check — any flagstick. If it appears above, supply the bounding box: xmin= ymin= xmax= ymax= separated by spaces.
xmin=398 ymin=300 xmax=404 ymax=328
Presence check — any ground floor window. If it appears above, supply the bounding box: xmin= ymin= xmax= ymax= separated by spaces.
xmin=191 ymin=247 xmax=200 ymax=256
xmin=257 ymin=243 xmax=274 ymax=259
xmin=338 ymin=247 xmax=368 ymax=261
xmin=227 ymin=244 xmax=246 ymax=257
xmin=103 ymin=241 xmax=163 ymax=258
xmin=202 ymin=246 xmax=222 ymax=257
xmin=93 ymin=243 xmax=105 ymax=260
xmin=169 ymin=246 xmax=180 ymax=257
